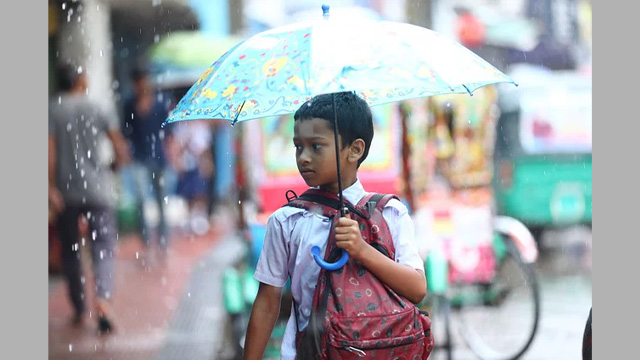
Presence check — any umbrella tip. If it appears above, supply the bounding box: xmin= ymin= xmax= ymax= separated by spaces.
xmin=322 ymin=4 xmax=330 ymax=18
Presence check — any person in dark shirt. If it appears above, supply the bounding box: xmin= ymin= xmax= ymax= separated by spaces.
xmin=122 ymin=63 xmax=174 ymax=264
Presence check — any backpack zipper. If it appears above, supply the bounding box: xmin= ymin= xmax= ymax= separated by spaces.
xmin=344 ymin=346 xmax=367 ymax=357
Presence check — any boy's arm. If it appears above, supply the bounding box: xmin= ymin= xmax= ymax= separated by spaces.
xmin=334 ymin=216 xmax=427 ymax=304
xmin=243 ymin=283 xmax=283 ymax=360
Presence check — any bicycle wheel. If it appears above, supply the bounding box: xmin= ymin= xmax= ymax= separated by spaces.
xmin=450 ymin=236 xmax=540 ymax=360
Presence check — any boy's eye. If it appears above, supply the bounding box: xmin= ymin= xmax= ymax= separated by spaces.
xmin=294 ymin=145 xmax=302 ymax=151
xmin=312 ymin=144 xmax=323 ymax=150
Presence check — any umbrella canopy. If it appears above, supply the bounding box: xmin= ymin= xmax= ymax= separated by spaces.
xmin=166 ymin=14 xmax=516 ymax=125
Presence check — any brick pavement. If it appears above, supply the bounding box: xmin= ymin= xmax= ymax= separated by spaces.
xmin=48 ymin=217 xmax=234 ymax=360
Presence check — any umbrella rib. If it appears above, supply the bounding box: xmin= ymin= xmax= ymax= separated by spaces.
xmin=232 ymin=100 xmax=247 ymax=125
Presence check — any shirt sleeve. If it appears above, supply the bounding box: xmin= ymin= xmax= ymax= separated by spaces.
xmin=99 ymin=102 xmax=120 ymax=132
xmin=383 ymin=199 xmax=425 ymax=272
xmin=253 ymin=211 xmax=293 ymax=288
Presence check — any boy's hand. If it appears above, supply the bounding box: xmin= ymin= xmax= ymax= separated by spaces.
xmin=334 ymin=214 xmax=369 ymax=261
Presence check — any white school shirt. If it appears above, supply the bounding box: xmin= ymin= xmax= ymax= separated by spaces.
xmin=253 ymin=179 xmax=424 ymax=360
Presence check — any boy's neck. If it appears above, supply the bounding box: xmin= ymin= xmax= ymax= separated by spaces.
xmin=319 ymin=174 xmax=358 ymax=194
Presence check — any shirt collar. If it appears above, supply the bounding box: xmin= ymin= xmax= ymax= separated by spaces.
xmin=341 ymin=179 xmax=365 ymax=205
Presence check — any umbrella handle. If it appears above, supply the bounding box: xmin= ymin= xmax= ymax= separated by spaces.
xmin=311 ymin=245 xmax=349 ymax=271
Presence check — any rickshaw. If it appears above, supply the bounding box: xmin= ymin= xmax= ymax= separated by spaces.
xmin=400 ymin=87 xmax=541 ymax=360
xmin=493 ymin=64 xmax=592 ymax=237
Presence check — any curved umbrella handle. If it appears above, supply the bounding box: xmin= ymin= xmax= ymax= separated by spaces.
xmin=311 ymin=245 xmax=349 ymax=271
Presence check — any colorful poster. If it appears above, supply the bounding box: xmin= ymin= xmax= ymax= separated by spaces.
xmin=253 ymin=103 xmax=400 ymax=213
xmin=260 ymin=104 xmax=398 ymax=176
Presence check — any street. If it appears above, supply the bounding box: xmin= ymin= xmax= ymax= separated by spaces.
xmin=48 ymin=216 xmax=591 ymax=360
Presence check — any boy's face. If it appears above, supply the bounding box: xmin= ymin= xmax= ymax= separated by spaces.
xmin=293 ymin=117 xmax=349 ymax=189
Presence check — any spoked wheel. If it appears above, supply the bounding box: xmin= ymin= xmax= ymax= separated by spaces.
xmin=450 ymin=237 xmax=540 ymax=360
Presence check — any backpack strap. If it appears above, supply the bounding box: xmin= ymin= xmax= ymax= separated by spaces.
xmin=355 ymin=192 xmax=400 ymax=259
xmin=283 ymin=188 xmax=371 ymax=219
xmin=355 ymin=192 xmax=400 ymax=220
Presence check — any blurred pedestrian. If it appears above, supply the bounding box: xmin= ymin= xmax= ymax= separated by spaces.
xmin=49 ymin=62 xmax=130 ymax=334
xmin=122 ymin=62 xmax=175 ymax=262
xmin=171 ymin=119 xmax=214 ymax=236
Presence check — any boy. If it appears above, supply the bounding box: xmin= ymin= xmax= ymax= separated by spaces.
xmin=243 ymin=92 xmax=427 ymax=360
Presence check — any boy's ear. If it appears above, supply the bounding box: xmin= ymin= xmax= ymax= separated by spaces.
xmin=348 ymin=138 xmax=366 ymax=163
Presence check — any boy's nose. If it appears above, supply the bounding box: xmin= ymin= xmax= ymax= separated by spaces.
xmin=297 ymin=150 xmax=311 ymax=165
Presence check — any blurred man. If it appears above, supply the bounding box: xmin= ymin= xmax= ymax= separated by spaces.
xmin=49 ymin=63 xmax=130 ymax=334
xmin=122 ymin=63 xmax=174 ymax=262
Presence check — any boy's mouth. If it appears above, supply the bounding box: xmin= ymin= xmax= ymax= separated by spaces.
xmin=300 ymin=169 xmax=314 ymax=176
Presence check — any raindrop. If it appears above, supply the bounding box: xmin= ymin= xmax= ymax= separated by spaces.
xmin=58 ymin=96 xmax=62 ymax=105
xmin=83 ymin=180 xmax=87 ymax=189
xmin=92 ymin=230 xmax=97 ymax=240
xmin=62 ymin=3 xmax=66 ymax=10
xmin=82 ymin=238 xmax=85 ymax=246
xmin=77 ymin=15 xmax=81 ymax=23
xmin=100 ymin=50 xmax=103 ymax=57
xmin=73 ymin=243 xmax=79 ymax=251
xmin=81 ymin=169 xmax=85 ymax=178
xmin=188 ymin=292 xmax=191 ymax=297
xmin=69 ymin=344 xmax=73 ymax=352
xmin=96 ymin=4 xmax=100 ymax=11
xmin=81 ymin=276 xmax=86 ymax=284
xmin=66 ymin=123 xmax=72 ymax=132
xmin=239 ymin=200 xmax=242 ymax=205
xmin=161 ymin=277 xmax=167 ymax=286
xmin=77 ymin=66 xmax=83 ymax=74
xmin=88 ymin=150 xmax=91 ymax=159
xmin=136 ymin=252 xmax=139 ymax=259
xmin=154 ymin=34 xmax=160 ymax=43
xmin=100 ymin=250 xmax=105 ymax=259
xmin=164 ymin=196 xmax=168 ymax=204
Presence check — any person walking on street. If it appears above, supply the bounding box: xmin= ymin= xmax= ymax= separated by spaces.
xmin=49 ymin=63 xmax=130 ymax=334
xmin=122 ymin=63 xmax=174 ymax=263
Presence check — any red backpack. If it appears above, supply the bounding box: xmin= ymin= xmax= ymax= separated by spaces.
xmin=285 ymin=189 xmax=434 ymax=359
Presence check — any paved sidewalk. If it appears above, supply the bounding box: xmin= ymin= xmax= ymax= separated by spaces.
xmin=48 ymin=211 xmax=243 ymax=360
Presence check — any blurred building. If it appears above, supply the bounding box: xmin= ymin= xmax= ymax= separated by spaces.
xmin=48 ymin=0 xmax=248 ymax=210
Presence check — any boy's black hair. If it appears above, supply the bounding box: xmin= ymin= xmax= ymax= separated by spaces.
xmin=294 ymin=91 xmax=374 ymax=168
xmin=56 ymin=63 xmax=81 ymax=92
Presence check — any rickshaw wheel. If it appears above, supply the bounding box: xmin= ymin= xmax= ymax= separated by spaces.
xmin=452 ymin=237 xmax=540 ymax=360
